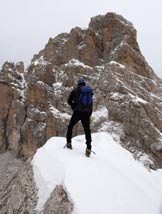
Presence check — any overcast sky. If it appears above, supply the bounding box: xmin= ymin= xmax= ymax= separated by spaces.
xmin=0 ymin=0 xmax=162 ymax=78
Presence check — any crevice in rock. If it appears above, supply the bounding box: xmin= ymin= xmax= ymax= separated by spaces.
xmin=3 ymin=99 xmax=13 ymax=150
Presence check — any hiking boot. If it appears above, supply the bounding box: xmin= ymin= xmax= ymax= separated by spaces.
xmin=85 ymin=148 xmax=91 ymax=157
xmin=66 ymin=142 xmax=72 ymax=149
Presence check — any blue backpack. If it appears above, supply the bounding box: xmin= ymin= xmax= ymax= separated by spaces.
xmin=77 ymin=86 xmax=93 ymax=112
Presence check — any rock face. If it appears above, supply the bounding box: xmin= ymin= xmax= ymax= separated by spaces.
xmin=100 ymin=62 xmax=162 ymax=166
xmin=0 ymin=62 xmax=26 ymax=154
xmin=0 ymin=152 xmax=37 ymax=214
xmin=43 ymin=185 xmax=73 ymax=214
xmin=0 ymin=152 xmax=73 ymax=214
xmin=0 ymin=12 xmax=162 ymax=169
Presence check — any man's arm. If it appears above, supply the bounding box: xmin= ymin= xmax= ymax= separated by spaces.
xmin=68 ymin=89 xmax=76 ymax=109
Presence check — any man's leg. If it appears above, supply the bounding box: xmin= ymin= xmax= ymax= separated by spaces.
xmin=81 ymin=113 xmax=92 ymax=150
xmin=66 ymin=112 xmax=80 ymax=144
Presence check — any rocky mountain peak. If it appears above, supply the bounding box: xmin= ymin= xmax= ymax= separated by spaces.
xmin=32 ymin=12 xmax=155 ymax=79
xmin=34 ymin=12 xmax=136 ymax=66
xmin=0 ymin=12 xmax=162 ymax=169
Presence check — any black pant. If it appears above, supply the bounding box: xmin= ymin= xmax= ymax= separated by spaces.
xmin=66 ymin=111 xmax=92 ymax=149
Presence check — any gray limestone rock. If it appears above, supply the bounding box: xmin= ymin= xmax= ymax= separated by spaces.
xmin=0 ymin=152 xmax=37 ymax=214
xmin=43 ymin=185 xmax=73 ymax=214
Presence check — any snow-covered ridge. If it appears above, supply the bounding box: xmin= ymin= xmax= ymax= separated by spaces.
xmin=49 ymin=105 xmax=70 ymax=120
xmin=92 ymin=107 xmax=108 ymax=124
xmin=108 ymin=60 xmax=125 ymax=69
xmin=64 ymin=59 xmax=93 ymax=69
xmin=32 ymin=132 xmax=162 ymax=214
xmin=32 ymin=56 xmax=50 ymax=66
xmin=110 ymin=92 xmax=147 ymax=105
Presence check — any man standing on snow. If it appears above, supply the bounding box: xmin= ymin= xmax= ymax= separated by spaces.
xmin=66 ymin=79 xmax=93 ymax=157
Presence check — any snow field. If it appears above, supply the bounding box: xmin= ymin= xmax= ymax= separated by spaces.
xmin=32 ymin=132 xmax=162 ymax=214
